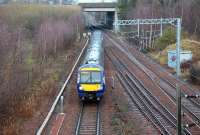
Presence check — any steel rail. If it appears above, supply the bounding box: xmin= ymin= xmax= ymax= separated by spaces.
xmin=147 ymin=67 xmax=200 ymax=129
xmin=75 ymin=103 xmax=100 ymax=135
xmin=75 ymin=103 xmax=84 ymax=135
xmin=106 ymin=32 xmax=200 ymax=119
xmin=116 ymin=72 xmax=164 ymax=134
xmin=126 ymin=71 xmax=191 ymax=135
xmin=125 ymin=40 xmax=200 ymax=109
xmin=138 ymin=48 xmax=200 ymax=101
xmin=158 ymin=77 xmax=200 ymax=129
xmin=126 ymin=72 xmax=176 ymax=125
xmin=96 ymin=103 xmax=101 ymax=135
xmin=109 ymin=31 xmax=200 ymax=106
xmin=108 ymin=48 xmax=191 ymax=135
xmin=109 ymin=47 xmax=195 ymax=134
xmin=125 ymin=72 xmax=191 ymax=135
xmin=105 ymin=34 xmax=192 ymax=134
xmin=121 ymin=73 xmax=172 ymax=134
xmin=110 ymin=32 xmax=200 ymax=130
xmin=36 ymin=38 xmax=89 ymax=135
xmin=106 ymin=50 xmax=164 ymax=134
xmin=107 ymin=50 xmax=173 ymax=134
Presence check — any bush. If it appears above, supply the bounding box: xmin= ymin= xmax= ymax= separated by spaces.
xmin=190 ymin=61 xmax=200 ymax=84
xmin=155 ymin=27 xmax=176 ymax=51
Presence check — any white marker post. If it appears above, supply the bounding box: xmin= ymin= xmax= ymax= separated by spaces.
xmin=60 ymin=96 xmax=64 ymax=113
xmin=112 ymin=76 xmax=115 ymax=89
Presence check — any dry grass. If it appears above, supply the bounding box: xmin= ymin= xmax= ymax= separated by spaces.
xmin=1 ymin=63 xmax=62 ymax=134
xmin=149 ymin=39 xmax=200 ymax=65
xmin=2 ymin=117 xmax=17 ymax=135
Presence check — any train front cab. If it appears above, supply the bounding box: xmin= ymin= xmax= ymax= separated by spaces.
xmin=77 ymin=65 xmax=105 ymax=101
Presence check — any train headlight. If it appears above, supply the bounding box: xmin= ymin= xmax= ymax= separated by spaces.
xmin=99 ymin=85 xmax=103 ymax=90
xmin=79 ymin=86 xmax=83 ymax=90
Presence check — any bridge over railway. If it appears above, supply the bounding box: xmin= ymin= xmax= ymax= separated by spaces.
xmin=79 ymin=2 xmax=119 ymax=30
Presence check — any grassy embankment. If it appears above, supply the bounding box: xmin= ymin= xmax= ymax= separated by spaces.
xmin=0 ymin=5 xmax=83 ymax=134
xmin=150 ymin=39 xmax=200 ymax=65
xmin=149 ymin=39 xmax=200 ymax=80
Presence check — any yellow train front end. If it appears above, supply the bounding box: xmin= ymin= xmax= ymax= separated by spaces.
xmin=77 ymin=65 xmax=105 ymax=101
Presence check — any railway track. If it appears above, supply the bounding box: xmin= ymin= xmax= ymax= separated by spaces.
xmin=75 ymin=102 xmax=101 ymax=135
xmin=104 ymin=33 xmax=200 ymax=134
xmin=105 ymin=33 xmax=200 ymax=132
xmin=111 ymin=44 xmax=200 ymax=131
xmin=118 ymin=72 xmax=176 ymax=134
xmin=131 ymin=51 xmax=200 ymax=130
xmin=139 ymin=51 xmax=200 ymax=104
xmin=107 ymin=48 xmax=193 ymax=134
xmin=106 ymin=49 xmax=175 ymax=134
xmin=122 ymin=37 xmax=200 ymax=109
xmin=108 ymin=32 xmax=200 ymax=106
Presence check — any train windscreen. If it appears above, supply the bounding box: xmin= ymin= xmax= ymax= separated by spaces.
xmin=80 ymin=71 xmax=101 ymax=83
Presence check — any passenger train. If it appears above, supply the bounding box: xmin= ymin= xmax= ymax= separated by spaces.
xmin=77 ymin=30 xmax=105 ymax=101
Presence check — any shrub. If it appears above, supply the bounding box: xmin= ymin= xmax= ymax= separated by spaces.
xmin=155 ymin=27 xmax=176 ymax=51
xmin=190 ymin=61 xmax=200 ymax=84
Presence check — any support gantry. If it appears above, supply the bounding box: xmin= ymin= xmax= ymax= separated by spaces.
xmin=114 ymin=18 xmax=182 ymax=77
xmin=114 ymin=18 xmax=182 ymax=134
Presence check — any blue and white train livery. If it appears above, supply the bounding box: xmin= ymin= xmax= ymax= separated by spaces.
xmin=77 ymin=30 xmax=105 ymax=101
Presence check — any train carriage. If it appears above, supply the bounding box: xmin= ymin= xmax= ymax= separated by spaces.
xmin=77 ymin=30 xmax=105 ymax=101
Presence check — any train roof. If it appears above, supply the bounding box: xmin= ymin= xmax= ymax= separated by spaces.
xmin=83 ymin=30 xmax=104 ymax=65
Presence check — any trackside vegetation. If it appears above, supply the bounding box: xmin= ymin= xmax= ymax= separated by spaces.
xmin=0 ymin=5 xmax=84 ymax=134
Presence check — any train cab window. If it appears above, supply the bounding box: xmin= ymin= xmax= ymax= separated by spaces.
xmin=91 ymin=72 xmax=101 ymax=83
xmin=80 ymin=72 xmax=90 ymax=83
xmin=80 ymin=71 xmax=101 ymax=84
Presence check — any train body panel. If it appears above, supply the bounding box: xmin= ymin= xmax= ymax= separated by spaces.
xmin=77 ymin=30 xmax=105 ymax=101
xmin=82 ymin=30 xmax=104 ymax=66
